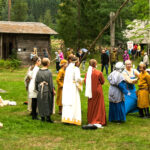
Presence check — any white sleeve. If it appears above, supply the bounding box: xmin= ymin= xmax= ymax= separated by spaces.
xmin=75 ymin=68 xmax=82 ymax=83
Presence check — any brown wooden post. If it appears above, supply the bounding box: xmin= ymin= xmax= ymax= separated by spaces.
xmin=49 ymin=35 xmax=51 ymax=55
xmin=8 ymin=0 xmax=11 ymax=21
xmin=77 ymin=0 xmax=81 ymax=50
xmin=0 ymin=34 xmax=3 ymax=59
xmin=110 ymin=12 xmax=115 ymax=52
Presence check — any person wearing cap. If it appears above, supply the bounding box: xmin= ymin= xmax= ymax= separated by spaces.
xmin=122 ymin=60 xmax=139 ymax=115
xmin=143 ymin=52 xmax=149 ymax=68
xmin=108 ymin=62 xmax=130 ymax=122
xmin=62 ymin=56 xmax=83 ymax=125
xmin=85 ymin=59 xmax=106 ymax=128
xmin=137 ymin=62 xmax=150 ymax=118
xmin=56 ymin=59 xmax=68 ymax=115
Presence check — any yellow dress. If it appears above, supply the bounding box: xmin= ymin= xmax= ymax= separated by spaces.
xmin=137 ymin=71 xmax=150 ymax=108
xmin=56 ymin=68 xmax=65 ymax=106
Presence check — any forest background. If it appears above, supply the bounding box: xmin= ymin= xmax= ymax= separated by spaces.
xmin=0 ymin=1 xmax=150 ymax=149
xmin=0 ymin=0 xmax=149 ymax=51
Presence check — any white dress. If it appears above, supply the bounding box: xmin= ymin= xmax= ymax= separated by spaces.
xmin=62 ymin=63 xmax=82 ymax=125
xmin=28 ymin=66 xmax=39 ymax=99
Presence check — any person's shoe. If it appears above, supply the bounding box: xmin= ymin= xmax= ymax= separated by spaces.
xmin=32 ymin=116 xmax=40 ymax=120
xmin=29 ymin=112 xmax=33 ymax=116
xmin=41 ymin=117 xmax=45 ymax=122
xmin=82 ymin=124 xmax=97 ymax=130
xmin=46 ymin=116 xmax=53 ymax=123
xmin=46 ymin=119 xmax=54 ymax=123
xmin=58 ymin=112 xmax=62 ymax=115
xmin=138 ymin=114 xmax=144 ymax=118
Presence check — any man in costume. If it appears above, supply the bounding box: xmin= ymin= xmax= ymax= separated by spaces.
xmin=62 ymin=57 xmax=83 ymax=125
xmin=56 ymin=59 xmax=68 ymax=115
xmin=84 ymin=59 xmax=106 ymax=129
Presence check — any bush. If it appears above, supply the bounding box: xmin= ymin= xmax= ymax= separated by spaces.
xmin=9 ymin=48 xmax=17 ymax=59
xmin=0 ymin=59 xmax=21 ymax=69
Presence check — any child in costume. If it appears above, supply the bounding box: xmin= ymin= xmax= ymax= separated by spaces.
xmin=56 ymin=59 xmax=68 ymax=114
xmin=137 ymin=62 xmax=150 ymax=118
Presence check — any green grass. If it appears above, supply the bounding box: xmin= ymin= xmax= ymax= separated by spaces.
xmin=0 ymin=61 xmax=150 ymax=150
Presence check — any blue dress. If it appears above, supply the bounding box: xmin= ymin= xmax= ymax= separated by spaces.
xmin=109 ymin=81 xmax=127 ymax=122
xmin=124 ymin=71 xmax=138 ymax=114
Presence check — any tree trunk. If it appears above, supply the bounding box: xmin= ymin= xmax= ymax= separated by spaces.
xmin=79 ymin=0 xmax=130 ymax=64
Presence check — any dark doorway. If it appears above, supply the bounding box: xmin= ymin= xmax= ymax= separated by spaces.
xmin=2 ymin=34 xmax=16 ymax=59
xmin=9 ymin=42 xmax=13 ymax=55
xmin=3 ymin=43 xmax=7 ymax=60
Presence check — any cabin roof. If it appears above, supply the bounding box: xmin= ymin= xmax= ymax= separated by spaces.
xmin=0 ymin=21 xmax=58 ymax=35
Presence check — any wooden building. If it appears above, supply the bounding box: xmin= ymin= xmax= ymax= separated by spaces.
xmin=0 ymin=21 xmax=57 ymax=64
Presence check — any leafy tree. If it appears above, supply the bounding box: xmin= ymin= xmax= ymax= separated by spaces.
xmin=57 ymin=0 xmax=134 ymax=50
xmin=131 ymin=0 xmax=149 ymax=20
xmin=26 ymin=14 xmax=35 ymax=22
xmin=124 ymin=0 xmax=149 ymax=44
xmin=26 ymin=0 xmax=60 ymax=23
xmin=57 ymin=0 xmax=78 ymax=49
xmin=39 ymin=9 xmax=54 ymax=29
xmin=11 ymin=0 xmax=28 ymax=21
xmin=0 ymin=0 xmax=8 ymax=21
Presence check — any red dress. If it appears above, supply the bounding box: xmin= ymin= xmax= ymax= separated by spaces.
xmin=87 ymin=68 xmax=106 ymax=125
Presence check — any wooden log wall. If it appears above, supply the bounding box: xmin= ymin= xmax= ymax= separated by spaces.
xmin=16 ymin=34 xmax=50 ymax=65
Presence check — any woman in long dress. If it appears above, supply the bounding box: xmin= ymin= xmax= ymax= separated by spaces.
xmin=122 ymin=60 xmax=139 ymax=115
xmin=85 ymin=59 xmax=106 ymax=128
xmin=62 ymin=57 xmax=83 ymax=125
xmin=108 ymin=62 xmax=130 ymax=122
xmin=28 ymin=56 xmax=41 ymax=120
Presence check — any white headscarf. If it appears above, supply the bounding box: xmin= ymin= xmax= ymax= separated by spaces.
xmin=85 ymin=66 xmax=92 ymax=98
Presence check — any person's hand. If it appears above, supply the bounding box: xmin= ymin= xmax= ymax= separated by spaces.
xmin=53 ymin=89 xmax=56 ymax=95
xmin=127 ymin=92 xmax=131 ymax=96
xmin=133 ymin=78 xmax=138 ymax=84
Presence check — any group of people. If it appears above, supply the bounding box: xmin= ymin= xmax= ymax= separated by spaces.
xmin=25 ymin=50 xmax=150 ymax=129
xmin=108 ymin=60 xmax=150 ymax=122
xmin=131 ymin=44 xmax=142 ymax=59
xmin=55 ymin=48 xmax=87 ymax=73
xmin=101 ymin=48 xmax=118 ymax=75
xmin=26 ymin=57 xmax=54 ymax=122
xmin=25 ymin=54 xmax=107 ymax=128
xmin=101 ymin=46 xmax=149 ymax=77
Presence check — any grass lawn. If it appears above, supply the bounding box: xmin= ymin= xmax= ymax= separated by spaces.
xmin=0 ymin=61 xmax=150 ymax=150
